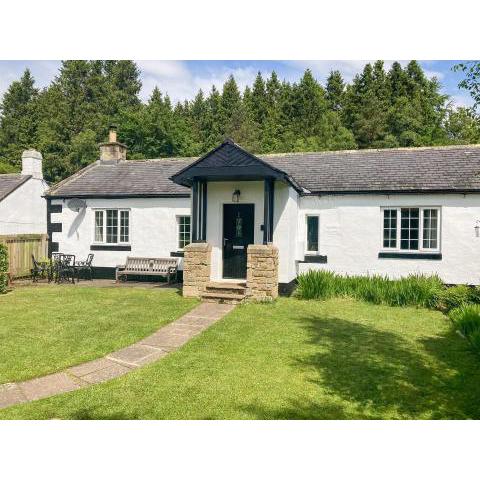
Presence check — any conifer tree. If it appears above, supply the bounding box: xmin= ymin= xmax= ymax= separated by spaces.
xmin=0 ymin=69 xmax=39 ymax=167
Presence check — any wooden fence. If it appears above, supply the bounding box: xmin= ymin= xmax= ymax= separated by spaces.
xmin=0 ymin=234 xmax=48 ymax=278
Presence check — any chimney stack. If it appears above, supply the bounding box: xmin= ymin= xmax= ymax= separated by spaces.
xmin=21 ymin=149 xmax=43 ymax=179
xmin=99 ymin=125 xmax=127 ymax=163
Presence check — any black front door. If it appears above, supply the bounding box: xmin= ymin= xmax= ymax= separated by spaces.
xmin=223 ymin=204 xmax=254 ymax=279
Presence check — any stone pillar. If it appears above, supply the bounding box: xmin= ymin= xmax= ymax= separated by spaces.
xmin=246 ymin=243 xmax=279 ymax=301
xmin=183 ymin=243 xmax=211 ymax=297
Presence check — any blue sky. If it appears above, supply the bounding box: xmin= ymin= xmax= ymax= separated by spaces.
xmin=0 ymin=60 xmax=474 ymax=108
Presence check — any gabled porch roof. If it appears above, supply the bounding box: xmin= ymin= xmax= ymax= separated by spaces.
xmin=170 ymin=139 xmax=301 ymax=190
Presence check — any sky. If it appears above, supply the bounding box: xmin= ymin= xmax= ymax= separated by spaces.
xmin=0 ymin=60 xmax=474 ymax=108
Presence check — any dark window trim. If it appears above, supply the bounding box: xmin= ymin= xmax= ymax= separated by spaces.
xmin=90 ymin=244 xmax=132 ymax=251
xmin=298 ymin=255 xmax=328 ymax=264
xmin=378 ymin=252 xmax=442 ymax=260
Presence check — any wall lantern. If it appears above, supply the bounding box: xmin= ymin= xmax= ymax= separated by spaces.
xmin=232 ymin=189 xmax=241 ymax=203
xmin=475 ymin=220 xmax=480 ymax=238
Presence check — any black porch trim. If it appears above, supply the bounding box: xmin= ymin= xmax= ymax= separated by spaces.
xmin=378 ymin=252 xmax=442 ymax=260
xmin=191 ymin=179 xmax=207 ymax=243
xmin=298 ymin=255 xmax=328 ymax=264
xmin=90 ymin=244 xmax=132 ymax=251
xmin=170 ymin=251 xmax=185 ymax=257
xmin=170 ymin=139 xmax=300 ymax=191
xmin=263 ymin=178 xmax=274 ymax=244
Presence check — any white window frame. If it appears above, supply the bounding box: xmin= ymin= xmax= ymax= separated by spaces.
xmin=176 ymin=215 xmax=191 ymax=251
xmin=93 ymin=208 xmax=131 ymax=245
xmin=305 ymin=214 xmax=320 ymax=254
xmin=381 ymin=207 xmax=441 ymax=253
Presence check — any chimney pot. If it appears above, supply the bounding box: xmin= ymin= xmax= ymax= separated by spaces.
xmin=109 ymin=125 xmax=117 ymax=143
xmin=21 ymin=149 xmax=43 ymax=179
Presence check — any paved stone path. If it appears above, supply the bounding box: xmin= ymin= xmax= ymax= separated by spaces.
xmin=0 ymin=302 xmax=234 ymax=410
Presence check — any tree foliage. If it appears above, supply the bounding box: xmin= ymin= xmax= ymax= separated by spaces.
xmin=0 ymin=60 xmax=477 ymax=182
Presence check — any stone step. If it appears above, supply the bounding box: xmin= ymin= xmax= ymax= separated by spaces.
xmin=201 ymin=292 xmax=246 ymax=304
xmin=206 ymin=281 xmax=246 ymax=291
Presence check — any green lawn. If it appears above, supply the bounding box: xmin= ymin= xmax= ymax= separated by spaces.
xmin=2 ymin=296 xmax=480 ymax=420
xmin=0 ymin=285 xmax=198 ymax=383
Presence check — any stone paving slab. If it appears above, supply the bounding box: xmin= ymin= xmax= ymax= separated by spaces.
xmin=79 ymin=362 xmax=132 ymax=384
xmin=0 ymin=302 xmax=235 ymax=410
xmin=19 ymin=373 xmax=82 ymax=401
xmin=68 ymin=358 xmax=118 ymax=377
xmin=106 ymin=344 xmax=165 ymax=367
xmin=0 ymin=383 xmax=26 ymax=409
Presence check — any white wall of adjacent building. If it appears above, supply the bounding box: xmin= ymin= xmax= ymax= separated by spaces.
xmin=0 ymin=178 xmax=48 ymax=235
xmin=50 ymin=186 xmax=480 ymax=285
xmin=0 ymin=150 xmax=48 ymax=235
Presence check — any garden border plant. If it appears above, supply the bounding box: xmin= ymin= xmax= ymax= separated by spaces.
xmin=0 ymin=243 xmax=8 ymax=294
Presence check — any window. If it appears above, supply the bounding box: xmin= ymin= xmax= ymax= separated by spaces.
xmin=383 ymin=209 xmax=397 ymax=248
xmin=94 ymin=209 xmax=130 ymax=244
xmin=94 ymin=211 xmax=104 ymax=242
xmin=382 ymin=207 xmax=440 ymax=252
xmin=306 ymin=215 xmax=319 ymax=252
xmin=178 ymin=216 xmax=191 ymax=249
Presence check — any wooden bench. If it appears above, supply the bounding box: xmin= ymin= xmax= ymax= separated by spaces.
xmin=115 ymin=257 xmax=179 ymax=284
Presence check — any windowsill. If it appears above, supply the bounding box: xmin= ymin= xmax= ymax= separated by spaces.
xmin=378 ymin=251 xmax=442 ymax=260
xmin=298 ymin=254 xmax=328 ymax=263
xmin=90 ymin=244 xmax=132 ymax=251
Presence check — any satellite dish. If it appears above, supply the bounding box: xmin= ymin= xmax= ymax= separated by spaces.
xmin=67 ymin=198 xmax=87 ymax=212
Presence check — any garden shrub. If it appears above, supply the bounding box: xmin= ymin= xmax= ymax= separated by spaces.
xmin=295 ymin=270 xmax=444 ymax=308
xmin=449 ymin=304 xmax=480 ymax=354
xmin=0 ymin=243 xmax=8 ymax=294
xmin=437 ymin=284 xmax=473 ymax=311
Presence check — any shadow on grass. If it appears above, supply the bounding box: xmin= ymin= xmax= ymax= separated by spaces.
xmin=243 ymin=315 xmax=480 ymax=420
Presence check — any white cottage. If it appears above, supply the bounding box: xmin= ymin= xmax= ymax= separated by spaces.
xmin=0 ymin=150 xmax=48 ymax=235
xmin=45 ymin=127 xmax=480 ymax=298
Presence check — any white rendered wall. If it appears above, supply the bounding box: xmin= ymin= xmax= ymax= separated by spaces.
xmin=297 ymin=193 xmax=480 ymax=285
xmin=272 ymin=183 xmax=299 ymax=283
xmin=50 ymin=197 xmax=190 ymax=268
xmin=0 ymin=178 xmax=48 ymax=235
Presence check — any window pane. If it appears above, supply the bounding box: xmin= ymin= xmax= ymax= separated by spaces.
xmin=178 ymin=216 xmax=191 ymax=249
xmin=423 ymin=209 xmax=438 ymax=249
xmin=95 ymin=211 xmax=104 ymax=242
xmin=307 ymin=216 xmax=319 ymax=251
xmin=400 ymin=208 xmax=419 ymax=250
xmin=383 ymin=209 xmax=397 ymax=248
xmin=106 ymin=209 xmax=118 ymax=243
xmin=120 ymin=211 xmax=129 ymax=243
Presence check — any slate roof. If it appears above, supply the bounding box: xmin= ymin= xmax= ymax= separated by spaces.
xmin=0 ymin=174 xmax=31 ymax=202
xmin=46 ymin=144 xmax=480 ymax=198
xmin=260 ymin=145 xmax=480 ymax=194
xmin=46 ymin=159 xmax=193 ymax=198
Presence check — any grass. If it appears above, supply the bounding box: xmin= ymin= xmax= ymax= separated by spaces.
xmin=0 ymin=285 xmax=198 ymax=383
xmin=2 ymin=297 xmax=480 ymax=419
xmin=295 ymin=270 xmax=444 ymax=308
